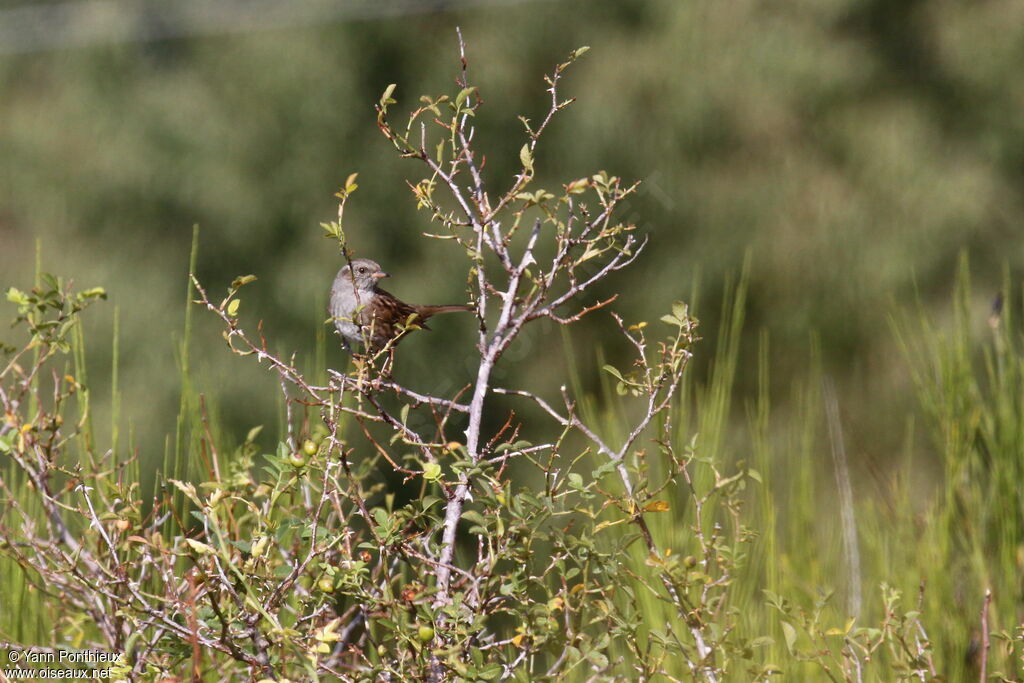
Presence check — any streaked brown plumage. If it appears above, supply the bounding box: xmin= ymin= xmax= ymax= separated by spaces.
xmin=330 ymin=258 xmax=473 ymax=352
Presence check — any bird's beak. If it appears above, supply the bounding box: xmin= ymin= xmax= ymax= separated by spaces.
xmin=373 ymin=271 xmax=390 ymax=279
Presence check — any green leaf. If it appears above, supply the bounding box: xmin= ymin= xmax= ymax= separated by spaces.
xmin=781 ymin=621 xmax=797 ymax=654
xmin=375 ymin=617 xmax=398 ymax=633
xmin=476 ymin=663 xmax=503 ymax=680
xmin=227 ymin=299 xmax=240 ymax=317
xmin=5 ymin=287 xmax=29 ymax=306
xmin=185 ymin=538 xmax=215 ymax=555
xmin=565 ymin=178 xmax=589 ymax=194
xmin=602 ymin=364 xmax=624 ymax=382
xmin=344 ymin=172 xmax=359 ymax=194
xmin=573 ymin=46 xmax=591 ymax=59
xmin=423 ymin=462 xmax=442 ymax=481
xmin=231 ymin=275 xmax=257 ymax=289
xmin=462 ymin=510 xmax=486 ymax=532
xmin=168 ymin=479 xmax=202 ymax=506
xmin=519 ymin=144 xmax=534 ymax=174
xmin=78 ymin=287 xmax=107 ymax=300
xmin=455 ymin=86 xmax=476 ymax=108
xmin=380 ymin=83 xmax=397 ymax=106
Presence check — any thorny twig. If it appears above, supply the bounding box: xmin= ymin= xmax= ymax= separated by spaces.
xmin=372 ymin=33 xmax=716 ymax=679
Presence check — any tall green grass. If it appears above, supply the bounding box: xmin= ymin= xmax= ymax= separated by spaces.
xmin=2 ymin=255 xmax=1022 ymax=679
xmin=570 ymin=258 xmax=1022 ymax=679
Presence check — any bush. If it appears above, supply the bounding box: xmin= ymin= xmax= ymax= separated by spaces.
xmin=2 ymin=38 xmax=1022 ymax=682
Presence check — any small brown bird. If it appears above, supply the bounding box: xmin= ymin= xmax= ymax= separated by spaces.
xmin=330 ymin=258 xmax=473 ymax=352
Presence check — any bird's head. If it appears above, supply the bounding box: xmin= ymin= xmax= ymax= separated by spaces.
xmin=342 ymin=258 xmax=390 ymax=292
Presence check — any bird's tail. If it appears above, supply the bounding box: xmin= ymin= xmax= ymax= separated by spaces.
xmin=418 ymin=304 xmax=475 ymax=315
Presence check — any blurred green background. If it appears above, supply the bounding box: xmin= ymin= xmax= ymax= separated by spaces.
xmin=2 ymin=0 xmax=1022 ymax=514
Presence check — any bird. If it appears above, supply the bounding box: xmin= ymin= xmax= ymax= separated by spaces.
xmin=329 ymin=258 xmax=474 ymax=353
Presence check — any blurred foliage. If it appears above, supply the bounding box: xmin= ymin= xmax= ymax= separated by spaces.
xmin=3 ymin=0 xmax=1024 ymax=462
xmin=2 ymin=6 xmax=1024 ymax=668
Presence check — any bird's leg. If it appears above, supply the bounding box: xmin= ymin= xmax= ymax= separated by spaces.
xmin=374 ymin=347 xmax=396 ymax=384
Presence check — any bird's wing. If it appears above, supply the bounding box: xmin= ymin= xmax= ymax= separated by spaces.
xmin=360 ymin=291 xmax=432 ymax=347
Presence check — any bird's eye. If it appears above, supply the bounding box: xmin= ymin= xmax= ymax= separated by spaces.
xmin=358 ymin=267 xmax=367 ymax=274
